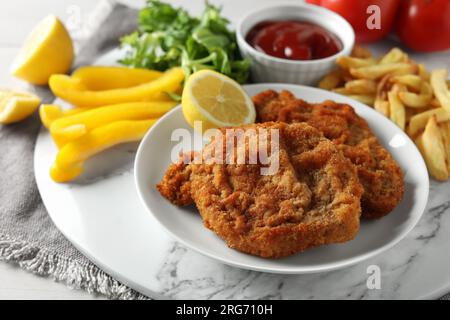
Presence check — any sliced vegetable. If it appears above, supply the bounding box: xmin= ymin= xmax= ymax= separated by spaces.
xmin=49 ymin=67 xmax=184 ymax=107
xmin=50 ymin=119 xmax=156 ymax=182
xmin=72 ymin=66 xmax=162 ymax=90
xmin=50 ymin=101 xmax=176 ymax=147
xmin=39 ymin=104 xmax=86 ymax=128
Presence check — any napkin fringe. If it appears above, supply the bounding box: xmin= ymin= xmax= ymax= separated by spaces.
xmin=0 ymin=234 xmax=147 ymax=300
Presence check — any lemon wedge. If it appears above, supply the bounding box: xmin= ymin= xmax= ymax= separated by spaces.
xmin=10 ymin=15 xmax=74 ymax=85
xmin=182 ymin=70 xmax=255 ymax=130
xmin=0 ymin=89 xmax=41 ymax=124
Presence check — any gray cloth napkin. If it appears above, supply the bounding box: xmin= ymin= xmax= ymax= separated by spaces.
xmin=0 ymin=1 xmax=147 ymax=300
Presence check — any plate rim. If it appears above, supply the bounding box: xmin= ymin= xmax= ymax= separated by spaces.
xmin=134 ymin=83 xmax=430 ymax=274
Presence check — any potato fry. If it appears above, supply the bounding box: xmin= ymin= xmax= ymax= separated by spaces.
xmin=350 ymin=63 xmax=417 ymax=80
xmin=347 ymin=94 xmax=375 ymax=105
xmin=380 ymin=48 xmax=408 ymax=64
xmin=418 ymin=63 xmax=430 ymax=81
xmin=408 ymin=108 xmax=450 ymax=137
xmin=332 ymin=87 xmax=349 ymax=94
xmin=341 ymin=68 xmax=354 ymax=82
xmin=398 ymin=82 xmax=433 ymax=108
xmin=318 ymin=69 xmax=342 ymax=90
xmin=431 ymin=98 xmax=441 ymax=108
xmin=332 ymin=87 xmax=375 ymax=105
xmin=374 ymin=98 xmax=389 ymax=117
xmin=388 ymin=88 xmax=406 ymax=130
xmin=431 ymin=69 xmax=450 ymax=111
xmin=419 ymin=116 xmax=449 ymax=181
xmin=351 ymin=45 xmax=372 ymax=59
xmin=376 ymin=74 xmax=392 ymax=100
xmin=440 ymin=121 xmax=450 ymax=172
xmin=391 ymin=74 xmax=422 ymax=91
xmin=405 ymin=107 xmax=416 ymax=123
xmin=344 ymin=79 xmax=377 ymax=94
xmin=317 ymin=46 xmax=450 ymax=181
xmin=337 ymin=56 xmax=375 ymax=69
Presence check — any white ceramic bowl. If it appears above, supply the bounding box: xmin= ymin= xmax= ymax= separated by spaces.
xmin=236 ymin=3 xmax=355 ymax=85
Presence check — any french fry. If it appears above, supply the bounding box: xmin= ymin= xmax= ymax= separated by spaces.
xmin=337 ymin=56 xmax=375 ymax=69
xmin=344 ymin=79 xmax=377 ymax=94
xmin=318 ymin=46 xmax=450 ymax=181
xmin=418 ymin=116 xmax=449 ymax=181
xmin=376 ymin=74 xmax=392 ymax=99
xmin=440 ymin=121 xmax=450 ymax=172
xmin=398 ymin=82 xmax=432 ymax=108
xmin=347 ymin=94 xmax=375 ymax=105
xmin=332 ymin=87 xmax=375 ymax=105
xmin=388 ymin=87 xmax=406 ymax=130
xmin=418 ymin=63 xmax=430 ymax=81
xmin=391 ymin=74 xmax=422 ymax=91
xmin=374 ymin=97 xmax=389 ymax=117
xmin=407 ymin=108 xmax=450 ymax=137
xmin=431 ymin=98 xmax=441 ymax=108
xmin=341 ymin=68 xmax=354 ymax=82
xmin=431 ymin=69 xmax=450 ymax=111
xmin=318 ymin=69 xmax=342 ymax=90
xmin=350 ymin=63 xmax=417 ymax=80
xmin=351 ymin=45 xmax=372 ymax=58
xmin=405 ymin=108 xmax=416 ymax=123
xmin=380 ymin=48 xmax=408 ymax=64
xmin=332 ymin=87 xmax=350 ymax=94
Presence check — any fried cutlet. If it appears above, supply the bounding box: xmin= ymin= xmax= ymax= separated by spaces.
xmin=253 ymin=90 xmax=404 ymax=219
xmin=157 ymin=122 xmax=363 ymax=258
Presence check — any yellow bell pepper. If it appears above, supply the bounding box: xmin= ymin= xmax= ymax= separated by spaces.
xmin=49 ymin=67 xmax=184 ymax=108
xmin=50 ymin=101 xmax=177 ymax=147
xmin=50 ymin=119 xmax=156 ymax=182
xmin=39 ymin=104 xmax=86 ymax=128
xmin=71 ymin=66 xmax=163 ymax=90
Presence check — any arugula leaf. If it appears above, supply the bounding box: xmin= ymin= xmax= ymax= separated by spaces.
xmin=119 ymin=0 xmax=249 ymax=83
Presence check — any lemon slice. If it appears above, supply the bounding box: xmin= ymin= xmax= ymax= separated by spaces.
xmin=10 ymin=15 xmax=74 ymax=85
xmin=0 ymin=89 xmax=41 ymax=124
xmin=182 ymin=70 xmax=255 ymax=130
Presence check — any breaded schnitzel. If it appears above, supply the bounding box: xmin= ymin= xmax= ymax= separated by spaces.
xmin=158 ymin=122 xmax=363 ymax=258
xmin=253 ymin=90 xmax=404 ymax=219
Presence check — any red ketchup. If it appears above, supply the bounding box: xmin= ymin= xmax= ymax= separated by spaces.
xmin=246 ymin=20 xmax=342 ymax=60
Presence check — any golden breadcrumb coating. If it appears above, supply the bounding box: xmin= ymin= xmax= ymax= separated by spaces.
xmin=158 ymin=122 xmax=362 ymax=258
xmin=253 ymin=90 xmax=404 ymax=219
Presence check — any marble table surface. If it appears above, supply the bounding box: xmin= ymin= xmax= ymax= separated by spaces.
xmin=1 ymin=0 xmax=450 ymax=299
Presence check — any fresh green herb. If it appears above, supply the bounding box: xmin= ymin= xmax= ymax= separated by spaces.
xmin=119 ymin=0 xmax=250 ymax=83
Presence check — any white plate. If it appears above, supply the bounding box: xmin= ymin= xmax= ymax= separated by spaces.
xmin=135 ymin=83 xmax=429 ymax=274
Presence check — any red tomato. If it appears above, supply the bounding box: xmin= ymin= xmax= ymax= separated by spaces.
xmin=306 ymin=0 xmax=401 ymax=43
xmin=396 ymin=0 xmax=450 ymax=52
